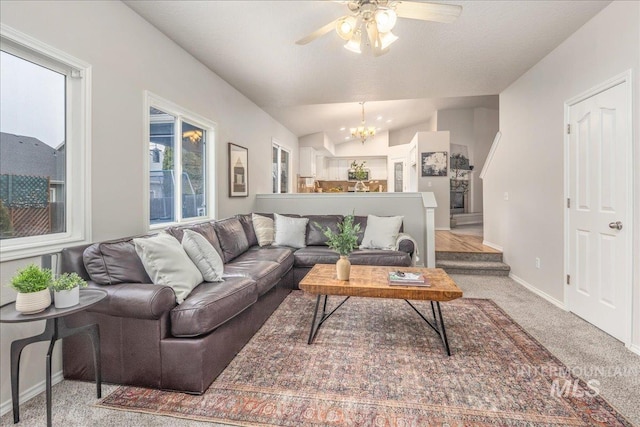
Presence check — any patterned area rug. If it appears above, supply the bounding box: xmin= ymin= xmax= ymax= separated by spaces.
xmin=98 ymin=292 xmax=631 ymax=426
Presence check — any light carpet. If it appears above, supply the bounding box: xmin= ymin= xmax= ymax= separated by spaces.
xmin=97 ymin=291 xmax=631 ymax=426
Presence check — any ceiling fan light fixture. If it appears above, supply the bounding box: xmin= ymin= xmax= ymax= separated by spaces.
xmin=344 ymin=31 xmax=362 ymax=53
xmin=377 ymin=30 xmax=399 ymax=50
xmin=336 ymin=16 xmax=357 ymax=40
xmin=375 ymin=8 xmax=397 ymax=33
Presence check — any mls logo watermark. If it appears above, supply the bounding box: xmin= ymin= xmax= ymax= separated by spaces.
xmin=550 ymin=378 xmax=600 ymax=398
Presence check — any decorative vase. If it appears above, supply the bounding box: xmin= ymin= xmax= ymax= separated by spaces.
xmin=15 ymin=288 xmax=51 ymax=314
xmin=354 ymin=181 xmax=366 ymax=192
xmin=54 ymin=286 xmax=80 ymax=309
xmin=336 ymin=255 xmax=351 ymax=280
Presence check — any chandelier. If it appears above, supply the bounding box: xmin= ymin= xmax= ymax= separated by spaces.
xmin=350 ymin=102 xmax=376 ymax=144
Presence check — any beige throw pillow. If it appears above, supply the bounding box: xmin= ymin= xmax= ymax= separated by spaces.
xmin=133 ymin=232 xmax=203 ymax=304
xmin=359 ymin=215 xmax=404 ymax=250
xmin=252 ymin=213 xmax=274 ymax=247
xmin=182 ymin=229 xmax=224 ymax=282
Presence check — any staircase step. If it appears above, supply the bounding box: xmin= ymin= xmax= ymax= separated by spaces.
xmin=436 ymin=260 xmax=511 ymax=276
xmin=436 ymin=251 xmax=503 ymax=262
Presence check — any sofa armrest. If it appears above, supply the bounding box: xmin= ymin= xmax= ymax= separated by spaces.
xmin=86 ymin=282 xmax=176 ymax=320
xmin=398 ymin=239 xmax=414 ymax=254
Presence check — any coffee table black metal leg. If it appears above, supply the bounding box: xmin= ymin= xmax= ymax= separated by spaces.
xmin=405 ymin=300 xmax=452 ymax=356
xmin=308 ymin=295 xmax=322 ymax=344
xmin=435 ymin=302 xmax=451 ymax=356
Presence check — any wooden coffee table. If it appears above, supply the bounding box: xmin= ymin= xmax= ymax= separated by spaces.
xmin=299 ymin=264 xmax=463 ymax=355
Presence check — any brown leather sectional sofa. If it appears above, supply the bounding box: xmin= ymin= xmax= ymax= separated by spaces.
xmin=60 ymin=213 xmax=414 ymax=394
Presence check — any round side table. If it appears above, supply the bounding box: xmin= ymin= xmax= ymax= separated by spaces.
xmin=0 ymin=288 xmax=107 ymax=427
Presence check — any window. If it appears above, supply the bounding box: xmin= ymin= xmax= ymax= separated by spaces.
xmin=272 ymin=141 xmax=291 ymax=193
xmin=0 ymin=27 xmax=90 ymax=261
xmin=146 ymin=93 xmax=215 ymax=227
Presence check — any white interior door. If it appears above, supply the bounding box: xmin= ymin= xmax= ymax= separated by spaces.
xmin=567 ymin=81 xmax=631 ymax=342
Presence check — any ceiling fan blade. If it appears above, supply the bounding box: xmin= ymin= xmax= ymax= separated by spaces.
xmin=296 ymin=18 xmax=342 ymax=45
xmin=395 ymin=1 xmax=462 ymax=24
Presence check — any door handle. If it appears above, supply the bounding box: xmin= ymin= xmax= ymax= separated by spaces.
xmin=608 ymin=221 xmax=623 ymax=230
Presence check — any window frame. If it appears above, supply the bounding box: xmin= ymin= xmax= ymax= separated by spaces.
xmin=144 ymin=91 xmax=217 ymax=230
xmin=272 ymin=139 xmax=292 ymax=194
xmin=0 ymin=24 xmax=92 ymax=261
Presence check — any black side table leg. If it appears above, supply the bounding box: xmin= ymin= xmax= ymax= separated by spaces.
xmin=86 ymin=324 xmax=102 ymax=398
xmin=9 ymin=320 xmax=55 ymax=424
xmin=45 ymin=336 xmax=57 ymax=427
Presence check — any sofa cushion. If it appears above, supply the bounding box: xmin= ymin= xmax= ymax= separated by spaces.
xmin=223 ymin=260 xmax=285 ymax=296
xmin=236 ymin=246 xmax=295 ymax=265
xmin=83 ymin=237 xmax=152 ymax=285
xmin=348 ymin=249 xmax=411 ymax=266
xmin=85 ymin=282 xmax=176 ymax=320
xmin=182 ymin=230 xmax=224 ymax=282
xmin=252 ymin=213 xmax=274 ymax=247
xmin=294 ymin=246 xmax=340 ymax=268
xmin=359 ymin=215 xmax=403 ymax=250
xmin=170 ymin=277 xmax=257 ymax=337
xmin=273 ymin=213 xmax=308 ymax=248
xmin=236 ymin=214 xmax=258 ymax=247
xmin=213 ymin=217 xmax=249 ymax=263
xmin=304 ymin=215 xmax=343 ymax=246
xmin=133 ymin=233 xmax=203 ymax=304
xmin=166 ymin=221 xmax=223 ymax=259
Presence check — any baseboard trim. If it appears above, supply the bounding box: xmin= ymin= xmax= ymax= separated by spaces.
xmin=509 ymin=273 xmax=567 ymax=311
xmin=482 ymin=240 xmax=503 ymax=252
xmin=0 ymin=370 xmax=64 ymax=417
xmin=629 ymin=344 xmax=640 ymax=356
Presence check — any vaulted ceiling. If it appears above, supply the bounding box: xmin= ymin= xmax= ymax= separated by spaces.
xmin=125 ymin=1 xmax=609 ymax=143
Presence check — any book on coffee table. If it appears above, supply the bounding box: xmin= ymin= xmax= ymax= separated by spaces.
xmin=388 ymin=271 xmax=431 ymax=286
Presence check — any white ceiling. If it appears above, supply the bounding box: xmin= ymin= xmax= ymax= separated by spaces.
xmin=125 ymin=0 xmax=609 ymax=143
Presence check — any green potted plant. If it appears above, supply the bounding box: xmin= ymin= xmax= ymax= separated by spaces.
xmin=319 ymin=214 xmax=362 ymax=280
xmin=51 ymin=272 xmax=87 ymax=308
xmin=350 ymin=160 xmax=368 ymax=192
xmin=9 ymin=264 xmax=53 ymax=314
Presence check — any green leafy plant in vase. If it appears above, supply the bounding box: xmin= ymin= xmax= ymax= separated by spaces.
xmin=9 ymin=264 xmax=53 ymax=314
xmin=51 ymin=272 xmax=87 ymax=309
xmin=319 ymin=214 xmax=362 ymax=280
xmin=350 ymin=160 xmax=368 ymax=192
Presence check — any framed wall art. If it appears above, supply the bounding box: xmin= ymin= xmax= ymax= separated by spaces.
xmin=421 ymin=151 xmax=448 ymax=177
xmin=228 ymin=143 xmax=248 ymax=197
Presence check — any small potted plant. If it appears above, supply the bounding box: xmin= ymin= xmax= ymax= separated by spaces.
xmin=51 ymin=272 xmax=87 ymax=309
xmin=350 ymin=160 xmax=368 ymax=192
xmin=9 ymin=264 xmax=53 ymax=314
xmin=319 ymin=214 xmax=361 ymax=280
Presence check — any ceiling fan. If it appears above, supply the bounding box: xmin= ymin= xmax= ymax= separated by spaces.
xmin=296 ymin=1 xmax=462 ymax=56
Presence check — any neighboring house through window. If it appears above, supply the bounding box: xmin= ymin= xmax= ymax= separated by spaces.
xmin=0 ymin=27 xmax=90 ymax=261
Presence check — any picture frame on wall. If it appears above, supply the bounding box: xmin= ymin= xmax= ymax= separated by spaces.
xmin=228 ymin=143 xmax=248 ymax=197
xmin=421 ymin=151 xmax=448 ymax=177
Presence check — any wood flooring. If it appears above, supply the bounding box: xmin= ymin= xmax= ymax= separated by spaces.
xmin=435 ymin=230 xmax=501 ymax=254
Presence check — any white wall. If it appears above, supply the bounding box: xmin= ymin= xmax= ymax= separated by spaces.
xmin=413 ymin=131 xmax=450 ymax=229
xmin=0 ymin=0 xmax=298 ymax=413
xmin=484 ymin=1 xmax=639 ymax=349
xmin=388 ymin=118 xmax=434 ymax=147
xmin=435 ymin=107 xmax=499 ymax=214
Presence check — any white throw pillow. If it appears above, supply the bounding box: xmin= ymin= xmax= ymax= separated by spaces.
xmin=359 ymin=215 xmax=404 ymax=250
xmin=273 ymin=213 xmax=309 ymax=249
xmin=182 ymin=229 xmax=224 ymax=282
xmin=133 ymin=232 xmax=203 ymax=304
xmin=252 ymin=213 xmax=274 ymax=247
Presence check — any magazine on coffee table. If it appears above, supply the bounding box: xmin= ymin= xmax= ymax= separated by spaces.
xmin=388 ymin=271 xmax=431 ymax=287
